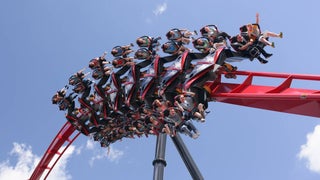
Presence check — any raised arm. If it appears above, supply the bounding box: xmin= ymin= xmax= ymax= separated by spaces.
xmin=256 ymin=13 xmax=260 ymax=24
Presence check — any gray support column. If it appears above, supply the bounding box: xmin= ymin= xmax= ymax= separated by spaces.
xmin=171 ymin=133 xmax=204 ymax=180
xmin=152 ymin=133 xmax=167 ymax=180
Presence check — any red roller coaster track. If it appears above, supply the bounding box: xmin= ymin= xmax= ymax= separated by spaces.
xmin=207 ymin=71 xmax=320 ymax=117
xmin=30 ymin=70 xmax=320 ymax=180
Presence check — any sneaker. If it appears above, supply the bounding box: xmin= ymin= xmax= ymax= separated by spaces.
xmin=264 ymin=53 xmax=273 ymax=59
xmin=279 ymin=32 xmax=283 ymax=38
xmin=194 ymin=30 xmax=198 ymax=36
xmin=200 ymin=118 xmax=206 ymax=123
xmin=271 ymin=42 xmax=275 ymax=48
xmin=259 ymin=59 xmax=268 ymax=64
xmin=232 ymin=66 xmax=238 ymax=71
xmin=192 ymin=133 xmax=199 ymax=139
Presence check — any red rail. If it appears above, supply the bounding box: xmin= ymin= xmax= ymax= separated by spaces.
xmin=206 ymin=71 xmax=320 ymax=117
xmin=30 ymin=70 xmax=320 ymax=180
xmin=29 ymin=122 xmax=80 ymax=180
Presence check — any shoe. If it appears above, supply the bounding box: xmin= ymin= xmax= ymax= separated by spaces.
xmin=259 ymin=59 xmax=268 ymax=64
xmin=232 ymin=66 xmax=238 ymax=71
xmin=271 ymin=42 xmax=275 ymax=48
xmin=264 ymin=53 xmax=273 ymax=59
xmin=194 ymin=30 xmax=198 ymax=35
xmin=192 ymin=133 xmax=199 ymax=139
xmin=279 ymin=32 xmax=283 ymax=38
xmin=200 ymin=118 xmax=206 ymax=123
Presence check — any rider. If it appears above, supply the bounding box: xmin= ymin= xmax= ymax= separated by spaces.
xmin=89 ymin=53 xmax=113 ymax=91
xmin=111 ymin=56 xmax=134 ymax=68
xmin=88 ymin=93 xmax=105 ymax=119
xmin=58 ymin=92 xmax=77 ymax=111
xmin=111 ymin=43 xmax=134 ymax=58
xmin=136 ymin=36 xmax=161 ymax=54
xmin=147 ymin=114 xmax=171 ymax=136
xmin=68 ymin=69 xmax=86 ymax=86
xmin=165 ymin=107 xmax=200 ymax=139
xmin=52 ymin=85 xmax=68 ymax=104
xmin=230 ymin=33 xmax=271 ymax=64
xmin=200 ymin=25 xmax=219 ymax=37
xmin=166 ymin=28 xmax=197 ymax=45
xmin=134 ymin=48 xmax=153 ymax=60
xmin=192 ymin=37 xmax=214 ymax=54
xmin=200 ymin=25 xmax=231 ymax=49
xmin=240 ymin=13 xmax=283 ymax=48
xmin=88 ymin=52 xmax=109 ymax=70
xmin=174 ymin=91 xmax=205 ymax=123
xmin=68 ymin=69 xmax=93 ymax=108
xmin=161 ymin=40 xmax=189 ymax=55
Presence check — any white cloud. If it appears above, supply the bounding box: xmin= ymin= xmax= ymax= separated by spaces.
xmin=298 ymin=125 xmax=320 ymax=173
xmin=47 ymin=145 xmax=75 ymax=180
xmin=107 ymin=146 xmax=124 ymax=162
xmin=86 ymin=140 xmax=124 ymax=167
xmin=86 ymin=139 xmax=95 ymax=150
xmin=153 ymin=3 xmax=167 ymax=16
xmin=0 ymin=142 xmax=76 ymax=180
xmin=0 ymin=143 xmax=37 ymax=180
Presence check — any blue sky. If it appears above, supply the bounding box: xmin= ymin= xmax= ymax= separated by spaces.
xmin=1 ymin=0 xmax=320 ymax=179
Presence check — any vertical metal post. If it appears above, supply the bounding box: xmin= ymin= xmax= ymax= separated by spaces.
xmin=152 ymin=133 xmax=167 ymax=180
xmin=171 ymin=133 xmax=204 ymax=180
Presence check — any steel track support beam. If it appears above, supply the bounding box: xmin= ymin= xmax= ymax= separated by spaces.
xmin=171 ymin=133 xmax=204 ymax=180
xmin=152 ymin=133 xmax=167 ymax=180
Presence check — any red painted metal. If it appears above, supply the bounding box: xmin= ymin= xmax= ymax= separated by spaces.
xmin=206 ymin=71 xmax=320 ymax=117
xmin=30 ymin=70 xmax=320 ymax=180
xmin=29 ymin=122 xmax=80 ymax=180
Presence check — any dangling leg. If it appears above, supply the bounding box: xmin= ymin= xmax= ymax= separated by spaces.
xmin=185 ymin=120 xmax=200 ymax=139
xmin=180 ymin=125 xmax=193 ymax=138
xmin=263 ymin=30 xmax=283 ymax=38
xmin=257 ymin=56 xmax=268 ymax=64
xmin=258 ymin=36 xmax=275 ymax=48
xmin=256 ymin=46 xmax=273 ymax=59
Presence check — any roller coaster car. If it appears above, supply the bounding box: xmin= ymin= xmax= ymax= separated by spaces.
xmin=69 ymin=74 xmax=82 ymax=86
xmin=140 ymin=56 xmax=161 ymax=100
xmin=140 ymin=55 xmax=178 ymax=105
xmin=105 ymin=73 xmax=123 ymax=112
xmin=184 ymin=47 xmax=236 ymax=91
xmin=122 ymin=65 xmax=138 ymax=107
xmin=121 ymin=58 xmax=153 ymax=108
xmin=159 ymin=51 xmax=192 ymax=96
